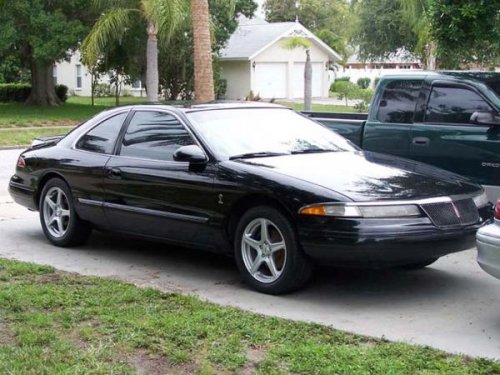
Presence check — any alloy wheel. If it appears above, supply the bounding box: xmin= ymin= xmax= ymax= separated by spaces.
xmin=42 ymin=186 xmax=71 ymax=238
xmin=241 ymin=218 xmax=287 ymax=283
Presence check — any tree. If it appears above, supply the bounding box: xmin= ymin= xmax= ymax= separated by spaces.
xmin=82 ymin=0 xmax=185 ymax=102
xmin=429 ymin=0 xmax=500 ymax=68
xmin=282 ymin=37 xmax=313 ymax=111
xmin=159 ymin=0 xmax=257 ymax=100
xmin=352 ymin=0 xmax=418 ymax=63
xmin=263 ymin=0 xmax=355 ymax=63
xmin=191 ymin=0 xmax=215 ymax=103
xmin=0 ymin=0 xmax=96 ymax=105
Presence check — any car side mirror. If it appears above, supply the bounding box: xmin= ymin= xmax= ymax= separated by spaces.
xmin=173 ymin=145 xmax=208 ymax=164
xmin=470 ymin=111 xmax=500 ymax=125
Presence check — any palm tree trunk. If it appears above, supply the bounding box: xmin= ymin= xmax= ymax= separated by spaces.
xmin=146 ymin=21 xmax=159 ymax=102
xmin=304 ymin=49 xmax=312 ymax=112
xmin=191 ymin=0 xmax=214 ymax=103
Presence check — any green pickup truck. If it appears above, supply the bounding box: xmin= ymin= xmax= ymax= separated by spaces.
xmin=306 ymin=72 xmax=500 ymax=202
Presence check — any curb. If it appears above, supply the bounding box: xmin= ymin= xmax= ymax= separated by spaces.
xmin=0 ymin=145 xmax=28 ymax=150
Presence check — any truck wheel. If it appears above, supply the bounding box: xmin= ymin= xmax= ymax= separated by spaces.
xmin=234 ymin=206 xmax=313 ymax=294
xmin=39 ymin=178 xmax=92 ymax=247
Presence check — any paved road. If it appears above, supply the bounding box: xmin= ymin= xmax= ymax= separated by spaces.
xmin=0 ymin=149 xmax=499 ymax=360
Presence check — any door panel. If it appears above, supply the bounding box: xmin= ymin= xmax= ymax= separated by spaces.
xmin=103 ymin=156 xmax=218 ymax=246
xmin=410 ymin=82 xmax=500 ymax=187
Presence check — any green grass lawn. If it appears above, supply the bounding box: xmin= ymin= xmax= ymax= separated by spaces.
xmin=0 ymin=127 xmax=72 ymax=147
xmin=0 ymin=258 xmax=498 ymax=374
xmin=0 ymin=96 xmax=147 ymax=129
xmin=277 ymin=101 xmax=357 ymax=113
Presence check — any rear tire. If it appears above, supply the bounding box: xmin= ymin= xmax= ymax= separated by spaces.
xmin=39 ymin=178 xmax=92 ymax=247
xmin=398 ymin=257 xmax=438 ymax=270
xmin=234 ymin=206 xmax=313 ymax=294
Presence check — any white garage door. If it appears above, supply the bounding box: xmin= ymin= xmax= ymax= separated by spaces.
xmin=254 ymin=63 xmax=287 ymax=99
xmin=293 ymin=62 xmax=323 ymax=98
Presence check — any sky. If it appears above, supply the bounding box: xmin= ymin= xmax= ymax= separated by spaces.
xmin=255 ymin=0 xmax=265 ymax=17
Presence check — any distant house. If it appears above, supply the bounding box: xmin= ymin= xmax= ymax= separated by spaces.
xmin=340 ymin=49 xmax=422 ymax=87
xmin=219 ymin=17 xmax=341 ymax=100
xmin=54 ymin=50 xmax=144 ymax=97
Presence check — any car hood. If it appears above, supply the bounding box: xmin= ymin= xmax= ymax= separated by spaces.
xmin=230 ymin=151 xmax=481 ymax=202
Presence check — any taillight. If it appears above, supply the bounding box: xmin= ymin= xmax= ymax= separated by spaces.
xmin=495 ymin=200 xmax=500 ymax=220
xmin=16 ymin=156 xmax=26 ymax=168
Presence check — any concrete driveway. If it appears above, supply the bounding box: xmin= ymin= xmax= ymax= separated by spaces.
xmin=0 ymin=148 xmax=499 ymax=360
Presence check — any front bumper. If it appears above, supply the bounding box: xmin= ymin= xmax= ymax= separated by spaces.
xmin=298 ymin=213 xmax=489 ymax=266
xmin=477 ymin=221 xmax=500 ymax=280
xmin=9 ymin=175 xmax=37 ymax=211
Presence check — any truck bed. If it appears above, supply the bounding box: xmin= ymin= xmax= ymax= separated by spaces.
xmin=302 ymin=112 xmax=367 ymax=146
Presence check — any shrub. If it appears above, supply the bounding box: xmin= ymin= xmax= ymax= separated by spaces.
xmin=330 ymin=77 xmax=353 ymax=92
xmin=357 ymin=77 xmax=371 ymax=89
xmin=0 ymin=83 xmax=31 ymax=102
xmin=336 ymin=76 xmax=351 ymax=82
xmin=215 ymin=78 xmax=227 ymax=100
xmin=0 ymin=83 xmax=68 ymax=103
xmin=353 ymin=88 xmax=375 ymax=113
xmin=55 ymin=84 xmax=68 ymax=102
xmin=335 ymin=81 xmax=359 ymax=106
xmin=94 ymin=83 xmax=112 ymax=97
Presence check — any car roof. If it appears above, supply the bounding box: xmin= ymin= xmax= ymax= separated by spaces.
xmin=105 ymin=101 xmax=289 ymax=116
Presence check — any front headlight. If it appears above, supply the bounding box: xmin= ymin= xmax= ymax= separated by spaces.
xmin=299 ymin=204 xmax=421 ymax=218
xmin=472 ymin=192 xmax=489 ymax=208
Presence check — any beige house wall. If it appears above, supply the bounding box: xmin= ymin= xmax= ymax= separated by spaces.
xmin=220 ymin=61 xmax=251 ymax=100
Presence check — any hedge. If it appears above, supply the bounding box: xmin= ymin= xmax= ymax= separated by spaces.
xmin=0 ymin=83 xmax=69 ymax=103
xmin=357 ymin=77 xmax=371 ymax=89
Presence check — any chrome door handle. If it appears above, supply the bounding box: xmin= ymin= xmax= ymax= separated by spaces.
xmin=412 ymin=137 xmax=430 ymax=146
xmin=106 ymin=167 xmax=122 ymax=179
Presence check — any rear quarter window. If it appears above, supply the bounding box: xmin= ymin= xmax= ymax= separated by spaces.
xmin=377 ymin=80 xmax=422 ymax=124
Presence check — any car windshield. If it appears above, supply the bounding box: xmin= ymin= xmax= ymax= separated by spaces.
xmin=186 ymin=108 xmax=357 ymax=159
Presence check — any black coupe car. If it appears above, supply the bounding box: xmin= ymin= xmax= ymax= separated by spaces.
xmin=9 ymin=103 xmax=492 ymax=294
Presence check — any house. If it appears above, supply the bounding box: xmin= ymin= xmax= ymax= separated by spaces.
xmin=219 ymin=17 xmax=341 ymax=100
xmin=340 ymin=49 xmax=422 ymax=87
xmin=54 ymin=50 xmax=144 ymax=97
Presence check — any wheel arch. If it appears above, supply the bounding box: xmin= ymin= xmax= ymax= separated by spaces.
xmin=225 ymin=193 xmax=296 ymax=247
xmin=35 ymin=171 xmax=69 ymax=210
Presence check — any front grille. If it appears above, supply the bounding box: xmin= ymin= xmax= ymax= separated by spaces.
xmin=421 ymin=198 xmax=479 ymax=228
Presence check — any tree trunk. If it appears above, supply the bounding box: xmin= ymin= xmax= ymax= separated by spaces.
xmin=146 ymin=21 xmax=159 ymax=102
xmin=425 ymin=41 xmax=437 ymax=70
xmin=304 ymin=49 xmax=312 ymax=112
xmin=26 ymin=60 xmax=62 ymax=106
xmin=191 ymin=0 xmax=215 ymax=103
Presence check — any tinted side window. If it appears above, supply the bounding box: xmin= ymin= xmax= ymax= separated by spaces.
xmin=76 ymin=112 xmax=127 ymax=154
xmin=425 ymin=86 xmax=492 ymax=124
xmin=120 ymin=111 xmax=194 ymax=161
xmin=377 ymin=80 xmax=422 ymax=123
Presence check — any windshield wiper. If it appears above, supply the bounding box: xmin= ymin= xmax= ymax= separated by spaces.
xmin=291 ymin=149 xmax=337 ymax=154
xmin=229 ymin=151 xmax=290 ymax=160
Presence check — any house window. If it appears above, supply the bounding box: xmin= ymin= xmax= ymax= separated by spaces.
xmin=76 ymin=64 xmax=82 ymax=89
xmin=52 ymin=65 xmax=57 ymax=85
xmin=132 ymin=79 xmax=142 ymax=90
xmin=399 ymin=64 xmax=411 ymax=69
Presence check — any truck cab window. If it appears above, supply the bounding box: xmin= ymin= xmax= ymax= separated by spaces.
xmin=377 ymin=80 xmax=422 ymax=124
xmin=425 ymin=86 xmax=492 ymax=124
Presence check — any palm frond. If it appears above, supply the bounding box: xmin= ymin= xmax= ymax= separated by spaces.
xmin=147 ymin=0 xmax=188 ymax=44
xmin=81 ymin=7 xmax=135 ymax=66
xmin=282 ymin=36 xmax=312 ymax=50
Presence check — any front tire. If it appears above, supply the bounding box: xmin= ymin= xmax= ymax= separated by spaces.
xmin=234 ymin=206 xmax=312 ymax=294
xmin=39 ymin=178 xmax=91 ymax=247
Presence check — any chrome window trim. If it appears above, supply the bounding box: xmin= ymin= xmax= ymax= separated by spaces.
xmin=114 ymin=108 xmax=209 ymax=164
xmin=103 ymin=202 xmax=209 ymax=223
xmin=72 ymin=109 xmax=131 ymax=155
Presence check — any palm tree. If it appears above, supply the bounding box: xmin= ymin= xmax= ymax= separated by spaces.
xmin=191 ymin=0 xmax=214 ymax=103
xmin=82 ymin=0 xmax=185 ymax=102
xmin=283 ymin=36 xmax=313 ymax=111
